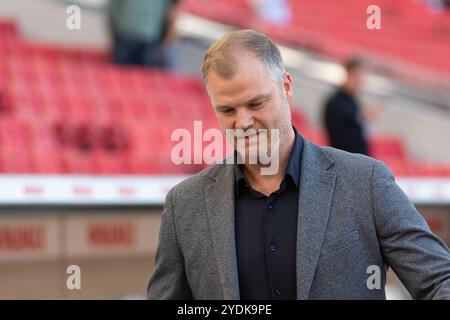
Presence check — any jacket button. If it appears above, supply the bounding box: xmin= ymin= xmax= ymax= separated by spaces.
xmin=274 ymin=289 xmax=281 ymax=296
xmin=270 ymin=245 xmax=277 ymax=252
xmin=267 ymin=204 xmax=273 ymax=210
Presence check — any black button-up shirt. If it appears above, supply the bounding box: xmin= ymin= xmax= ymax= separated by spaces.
xmin=235 ymin=127 xmax=303 ymax=300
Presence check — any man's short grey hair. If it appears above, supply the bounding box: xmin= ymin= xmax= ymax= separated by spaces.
xmin=202 ymin=30 xmax=286 ymax=84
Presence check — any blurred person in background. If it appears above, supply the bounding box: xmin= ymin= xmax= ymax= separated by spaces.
xmin=250 ymin=0 xmax=292 ymax=26
xmin=323 ymin=57 xmax=379 ymax=156
xmin=108 ymin=0 xmax=179 ymax=68
xmin=426 ymin=0 xmax=450 ymax=12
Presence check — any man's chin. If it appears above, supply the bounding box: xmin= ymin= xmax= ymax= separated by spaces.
xmin=235 ymin=144 xmax=271 ymax=164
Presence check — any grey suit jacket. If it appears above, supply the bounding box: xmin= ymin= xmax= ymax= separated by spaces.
xmin=147 ymin=138 xmax=450 ymax=299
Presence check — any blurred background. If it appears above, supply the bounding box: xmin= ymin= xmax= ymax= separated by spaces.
xmin=0 ymin=0 xmax=449 ymax=299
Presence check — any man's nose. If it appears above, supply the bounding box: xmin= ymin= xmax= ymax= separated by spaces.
xmin=234 ymin=109 xmax=254 ymax=130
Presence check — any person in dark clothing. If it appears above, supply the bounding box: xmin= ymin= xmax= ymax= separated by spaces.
xmin=108 ymin=0 xmax=179 ymax=68
xmin=323 ymin=57 xmax=368 ymax=155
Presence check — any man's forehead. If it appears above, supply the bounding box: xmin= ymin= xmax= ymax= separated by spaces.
xmin=207 ymin=60 xmax=271 ymax=91
xmin=207 ymin=71 xmax=272 ymax=106
xmin=209 ymin=51 xmax=267 ymax=79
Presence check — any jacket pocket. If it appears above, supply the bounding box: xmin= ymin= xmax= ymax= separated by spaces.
xmin=320 ymin=229 xmax=360 ymax=258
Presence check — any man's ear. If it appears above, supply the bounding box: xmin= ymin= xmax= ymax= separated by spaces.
xmin=283 ymin=72 xmax=293 ymax=100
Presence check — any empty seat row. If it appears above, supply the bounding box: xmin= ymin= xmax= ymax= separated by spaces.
xmin=181 ymin=0 xmax=450 ymax=75
xmin=1 ymin=19 xmax=449 ymax=177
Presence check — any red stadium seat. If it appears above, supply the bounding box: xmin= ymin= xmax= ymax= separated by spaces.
xmin=60 ymin=149 xmax=98 ymax=174
xmin=0 ymin=17 xmax=448 ymax=178
xmin=369 ymin=136 xmax=406 ymax=160
xmin=182 ymin=0 xmax=450 ymax=75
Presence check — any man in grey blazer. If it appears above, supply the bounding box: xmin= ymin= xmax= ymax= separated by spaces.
xmin=147 ymin=30 xmax=450 ymax=300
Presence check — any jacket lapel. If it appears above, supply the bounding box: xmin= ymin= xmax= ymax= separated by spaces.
xmin=205 ymin=163 xmax=240 ymax=300
xmin=203 ymin=140 xmax=336 ymax=300
xmin=296 ymin=140 xmax=337 ymax=299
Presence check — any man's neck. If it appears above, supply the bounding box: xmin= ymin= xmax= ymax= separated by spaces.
xmin=241 ymin=128 xmax=296 ymax=196
xmin=341 ymin=84 xmax=356 ymax=97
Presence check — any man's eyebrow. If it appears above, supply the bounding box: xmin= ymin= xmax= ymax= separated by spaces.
xmin=214 ymin=104 xmax=234 ymax=111
xmin=214 ymin=94 xmax=271 ymax=110
xmin=245 ymin=94 xmax=271 ymax=105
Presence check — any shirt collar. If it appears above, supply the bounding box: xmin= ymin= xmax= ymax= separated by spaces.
xmin=286 ymin=126 xmax=302 ymax=189
xmin=235 ymin=126 xmax=303 ymax=196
